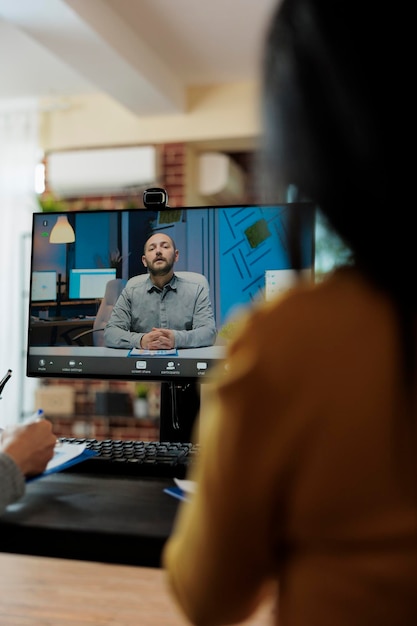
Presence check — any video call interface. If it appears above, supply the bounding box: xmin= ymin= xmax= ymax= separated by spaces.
xmin=27 ymin=203 xmax=315 ymax=382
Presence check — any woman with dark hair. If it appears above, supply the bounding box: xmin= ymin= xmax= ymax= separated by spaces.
xmin=163 ymin=1 xmax=416 ymax=625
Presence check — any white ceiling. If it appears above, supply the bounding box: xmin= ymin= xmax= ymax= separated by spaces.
xmin=0 ymin=0 xmax=278 ymax=116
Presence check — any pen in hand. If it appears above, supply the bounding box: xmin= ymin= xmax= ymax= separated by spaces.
xmin=22 ymin=409 xmax=61 ymax=447
xmin=0 ymin=408 xmax=45 ymax=440
xmin=0 ymin=370 xmax=12 ymax=436
xmin=0 ymin=369 xmax=12 ymax=398
xmin=23 ymin=409 xmax=45 ymax=424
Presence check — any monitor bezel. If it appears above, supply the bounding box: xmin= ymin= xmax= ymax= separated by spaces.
xmin=26 ymin=202 xmax=316 ymax=384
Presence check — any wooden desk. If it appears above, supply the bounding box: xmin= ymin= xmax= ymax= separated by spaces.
xmin=0 ymin=552 xmax=275 ymax=625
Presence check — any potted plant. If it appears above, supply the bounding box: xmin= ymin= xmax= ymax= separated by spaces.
xmin=133 ymin=383 xmax=149 ymax=419
xmin=109 ymin=248 xmax=131 ymax=278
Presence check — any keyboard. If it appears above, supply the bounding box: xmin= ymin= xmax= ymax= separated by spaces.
xmin=58 ymin=437 xmax=200 ymax=478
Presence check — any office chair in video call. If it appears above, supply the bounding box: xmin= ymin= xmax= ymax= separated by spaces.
xmin=69 ymin=278 xmax=127 ymax=347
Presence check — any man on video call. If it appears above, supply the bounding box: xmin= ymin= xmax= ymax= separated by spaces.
xmin=104 ymin=232 xmax=217 ymax=350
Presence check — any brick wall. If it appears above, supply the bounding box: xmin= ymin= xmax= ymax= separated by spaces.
xmin=160 ymin=143 xmax=186 ymax=207
xmin=36 ymin=379 xmax=161 ymax=441
xmin=48 ymin=414 xmax=159 ymax=441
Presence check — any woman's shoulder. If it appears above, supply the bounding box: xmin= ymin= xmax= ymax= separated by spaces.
xmin=230 ymin=267 xmax=385 ymax=352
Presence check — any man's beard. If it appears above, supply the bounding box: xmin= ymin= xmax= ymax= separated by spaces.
xmin=148 ymin=257 xmax=174 ymax=276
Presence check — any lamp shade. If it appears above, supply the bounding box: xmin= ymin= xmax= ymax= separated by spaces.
xmin=50 ymin=215 xmax=75 ymax=243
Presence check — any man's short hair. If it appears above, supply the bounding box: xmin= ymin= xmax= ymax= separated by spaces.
xmin=144 ymin=232 xmax=176 ymax=252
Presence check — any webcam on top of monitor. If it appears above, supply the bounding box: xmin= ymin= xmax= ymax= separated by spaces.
xmin=143 ymin=187 xmax=168 ymax=209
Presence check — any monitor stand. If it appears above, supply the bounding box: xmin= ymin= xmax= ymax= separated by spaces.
xmin=159 ymin=381 xmax=200 ymax=443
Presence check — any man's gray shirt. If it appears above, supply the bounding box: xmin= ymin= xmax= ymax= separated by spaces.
xmin=104 ymin=273 xmax=217 ymax=349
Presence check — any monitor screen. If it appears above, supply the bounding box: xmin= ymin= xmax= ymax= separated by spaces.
xmin=31 ymin=270 xmax=57 ymax=302
xmin=69 ymin=268 xmax=117 ymax=299
xmin=27 ymin=203 xmax=315 ymax=383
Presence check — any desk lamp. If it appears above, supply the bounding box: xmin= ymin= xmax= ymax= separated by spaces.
xmin=49 ymin=216 xmax=75 ymax=243
xmin=49 ymin=216 xmax=75 ymax=319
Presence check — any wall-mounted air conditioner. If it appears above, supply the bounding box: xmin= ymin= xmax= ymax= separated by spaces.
xmin=198 ymin=151 xmax=246 ymax=202
xmin=47 ymin=146 xmax=158 ymax=197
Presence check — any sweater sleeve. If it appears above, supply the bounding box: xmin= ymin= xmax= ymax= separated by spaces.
xmin=163 ymin=307 xmax=281 ymax=626
xmin=0 ymin=452 xmax=25 ymax=515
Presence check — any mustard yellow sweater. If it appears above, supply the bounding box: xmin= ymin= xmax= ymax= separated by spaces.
xmin=163 ymin=268 xmax=417 ymax=626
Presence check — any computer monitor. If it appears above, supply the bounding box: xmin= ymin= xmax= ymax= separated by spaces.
xmin=31 ymin=270 xmax=57 ymax=302
xmin=27 ymin=203 xmax=315 ymax=439
xmin=69 ymin=268 xmax=116 ymax=299
xmin=27 ymin=203 xmax=315 ymax=378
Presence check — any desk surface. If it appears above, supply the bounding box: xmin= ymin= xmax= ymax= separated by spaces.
xmin=0 ymin=552 xmax=275 ymax=626
xmin=31 ymin=318 xmax=95 ymax=327
xmin=0 ymin=472 xmax=179 ymax=568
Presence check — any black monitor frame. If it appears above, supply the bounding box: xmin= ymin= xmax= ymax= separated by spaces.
xmin=27 ymin=202 xmax=315 ymax=442
xmin=27 ymin=203 xmax=315 ymax=387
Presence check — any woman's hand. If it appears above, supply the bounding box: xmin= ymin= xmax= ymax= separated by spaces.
xmin=1 ymin=419 xmax=57 ymax=476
